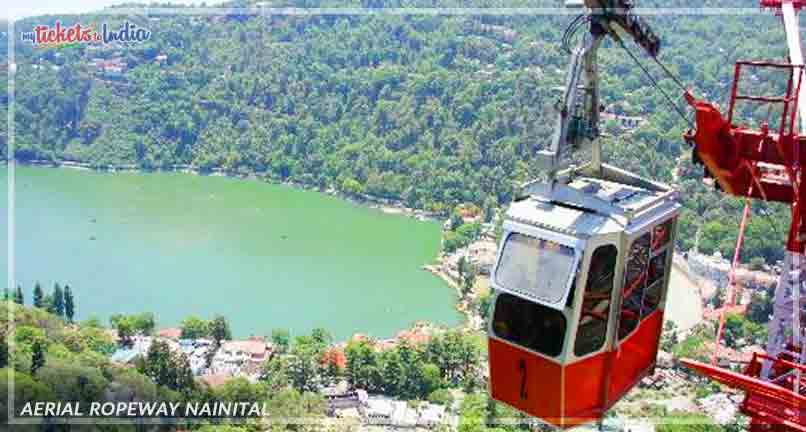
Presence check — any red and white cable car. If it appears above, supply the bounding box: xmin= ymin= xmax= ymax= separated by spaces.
xmin=485 ymin=1 xmax=680 ymax=427
xmin=488 ymin=165 xmax=679 ymax=428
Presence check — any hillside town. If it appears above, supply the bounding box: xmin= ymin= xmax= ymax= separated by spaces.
xmin=107 ymin=322 xmax=458 ymax=429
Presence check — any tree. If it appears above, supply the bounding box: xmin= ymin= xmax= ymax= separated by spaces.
xmin=110 ymin=313 xmax=154 ymax=343
xmin=218 ymin=377 xmax=266 ymax=403
xmin=287 ymin=337 xmax=323 ymax=393
xmin=14 ymin=285 xmax=23 ymax=305
xmin=181 ymin=316 xmax=210 ymax=339
xmin=131 ymin=312 xmax=156 ymax=335
xmin=33 ymin=282 xmax=44 ymax=308
xmin=44 ymin=293 xmax=55 ymax=314
xmin=476 ymin=292 xmax=493 ymax=326
xmin=0 ymin=337 xmax=8 ymax=368
xmin=141 ymin=339 xmax=176 ymax=389
xmin=63 ymin=285 xmax=75 ymax=323
xmin=271 ymin=328 xmax=291 ymax=354
xmin=461 ymin=265 xmax=477 ymax=297
xmin=2 ymin=287 xmax=8 ymax=301
xmin=661 ymin=321 xmax=679 ymax=352
xmin=114 ymin=318 xmax=136 ymax=347
xmin=261 ymin=355 xmax=291 ymax=392
xmin=424 ymin=330 xmax=480 ymax=386
xmin=31 ymin=340 xmax=46 ymax=376
xmin=173 ymin=351 xmax=196 ymax=395
xmin=311 ymin=328 xmax=332 ymax=347
xmin=747 ymin=291 xmax=773 ymax=324
xmin=449 ymin=209 xmax=464 ymax=231
xmin=381 ymin=348 xmax=405 ymax=396
xmin=345 ymin=340 xmax=382 ymax=392
xmin=457 ymin=255 xmax=467 ymax=280
xmin=52 ymin=283 xmax=64 ymax=317
xmin=482 ymin=196 xmax=497 ymax=223
xmin=210 ymin=315 xmax=232 ymax=342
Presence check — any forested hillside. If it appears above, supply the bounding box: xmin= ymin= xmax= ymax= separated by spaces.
xmin=0 ymin=0 xmax=793 ymax=263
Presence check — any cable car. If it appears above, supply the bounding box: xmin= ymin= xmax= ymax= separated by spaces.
xmin=488 ymin=164 xmax=680 ymax=428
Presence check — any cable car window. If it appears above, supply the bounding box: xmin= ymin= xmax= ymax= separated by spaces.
xmin=492 ymin=292 xmax=567 ymax=357
xmin=651 ymin=219 xmax=673 ymax=252
xmin=495 ymin=233 xmax=576 ymax=305
xmin=574 ymin=244 xmax=617 ymax=357
xmin=618 ymin=233 xmax=650 ymax=340
xmin=642 ymin=251 xmax=669 ymax=317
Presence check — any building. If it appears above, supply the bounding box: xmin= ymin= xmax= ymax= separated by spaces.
xmin=417 ymin=403 xmax=447 ymax=428
xmin=601 ymin=112 xmax=646 ymax=130
xmin=210 ymin=339 xmax=271 ymax=376
xmin=109 ymin=336 xmax=152 ymax=365
xmin=158 ymin=327 xmax=182 ymax=340
xmin=362 ymin=397 xmax=418 ymax=427
xmin=324 ymin=387 xmax=368 ymax=414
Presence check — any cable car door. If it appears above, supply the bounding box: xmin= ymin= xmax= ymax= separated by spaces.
xmin=609 ymin=218 xmax=675 ymax=401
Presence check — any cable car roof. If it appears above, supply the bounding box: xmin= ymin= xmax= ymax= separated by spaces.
xmin=507 ymin=176 xmax=679 ymax=238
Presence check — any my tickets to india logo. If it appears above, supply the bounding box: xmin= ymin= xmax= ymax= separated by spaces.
xmin=20 ymin=21 xmax=151 ymax=48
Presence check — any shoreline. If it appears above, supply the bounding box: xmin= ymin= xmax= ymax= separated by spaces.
xmin=13 ymin=159 xmax=477 ymax=331
xmin=13 ymin=158 xmax=442 ymax=223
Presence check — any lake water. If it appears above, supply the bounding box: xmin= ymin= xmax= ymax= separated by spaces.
xmin=1 ymin=166 xmax=461 ymax=339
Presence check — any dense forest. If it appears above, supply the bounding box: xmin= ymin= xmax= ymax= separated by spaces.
xmin=0 ymin=0 xmax=794 ymax=264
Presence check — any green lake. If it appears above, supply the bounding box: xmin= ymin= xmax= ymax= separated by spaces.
xmin=1 ymin=166 xmax=461 ymax=339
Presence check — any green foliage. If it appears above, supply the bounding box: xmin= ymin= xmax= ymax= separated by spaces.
xmin=32 ymin=282 xmax=43 ymax=308
xmin=14 ymin=285 xmax=24 ymax=305
xmin=672 ymin=325 xmax=711 ymax=363
xmin=30 ymin=340 xmax=46 ymax=376
xmin=444 ymin=222 xmax=482 ymax=253
xmin=217 ymin=377 xmax=267 ymax=403
xmin=265 ymin=388 xmax=326 ymax=432
xmin=139 ymin=339 xmax=196 ymax=395
xmin=747 ymin=291 xmax=773 ymax=325
xmin=427 ymin=388 xmax=454 ymax=406
xmin=110 ymin=312 xmax=155 ymax=346
xmin=63 ymin=284 xmax=75 ymax=322
xmin=0 ymin=337 xmax=7 ymax=369
xmin=723 ymin=313 xmax=766 ymax=349
xmin=271 ymin=328 xmax=291 ymax=354
xmin=345 ymin=340 xmax=383 ymax=392
xmin=287 ymin=336 xmax=326 ymax=392
xmin=748 ymin=256 xmax=766 ymax=271
xmin=657 ymin=411 xmax=725 ymax=432
xmin=52 ymin=283 xmax=65 ymax=317
xmin=180 ymin=315 xmax=211 ymax=339
xmin=5 ymin=0 xmax=794 ymax=264
xmin=36 ymin=358 xmax=108 ymax=403
xmin=210 ymin=315 xmax=232 ymax=342
xmin=262 ymin=355 xmax=292 ymax=392
xmin=0 ymin=368 xmax=56 ymax=424
xmin=661 ymin=320 xmax=679 ymax=352
xmin=424 ymin=330 xmax=480 ymax=387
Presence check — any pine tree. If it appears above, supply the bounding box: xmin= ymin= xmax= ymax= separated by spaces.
xmin=31 ymin=340 xmax=45 ymax=376
xmin=33 ymin=282 xmax=44 ymax=308
xmin=53 ymin=283 xmax=64 ymax=317
xmin=14 ymin=285 xmax=23 ymax=305
xmin=63 ymin=285 xmax=75 ymax=323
